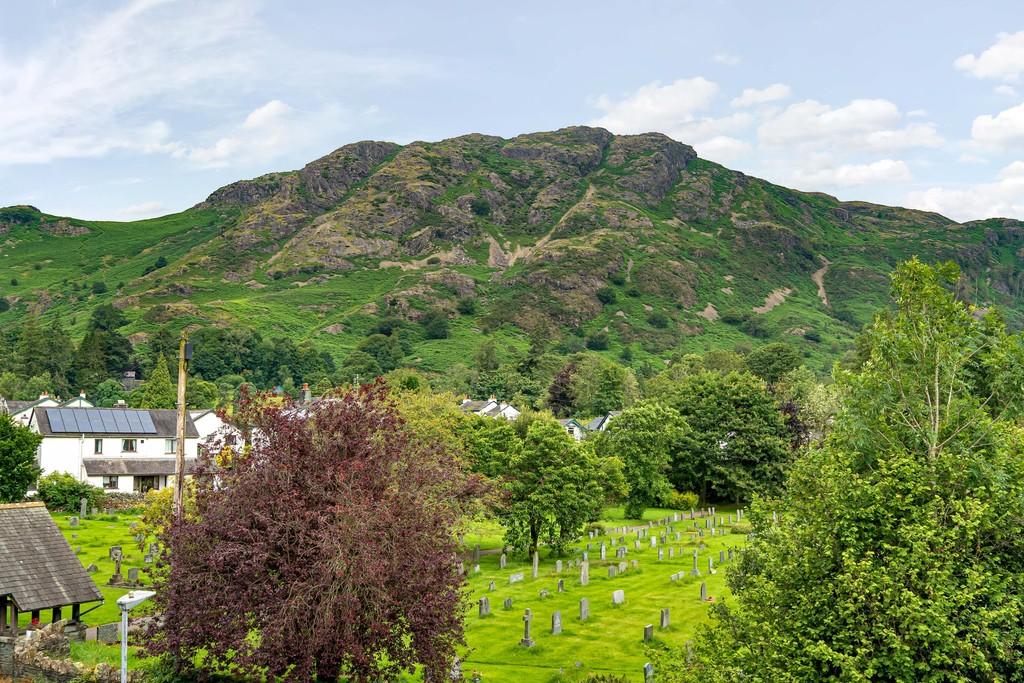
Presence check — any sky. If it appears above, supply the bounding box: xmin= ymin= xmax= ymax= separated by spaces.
xmin=1 ymin=0 xmax=1023 ymax=222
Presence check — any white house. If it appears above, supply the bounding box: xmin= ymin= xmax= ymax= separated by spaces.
xmin=189 ymin=408 xmax=227 ymax=442
xmin=2 ymin=392 xmax=95 ymax=428
xmin=558 ymin=418 xmax=588 ymax=441
xmin=585 ymin=411 xmax=621 ymax=433
xmin=458 ymin=398 xmax=521 ymax=421
xmin=30 ymin=406 xmax=200 ymax=494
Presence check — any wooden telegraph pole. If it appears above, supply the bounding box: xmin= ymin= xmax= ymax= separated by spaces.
xmin=173 ymin=332 xmax=190 ymax=519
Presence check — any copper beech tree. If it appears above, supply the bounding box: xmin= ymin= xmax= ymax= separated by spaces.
xmin=147 ymin=383 xmax=483 ymax=681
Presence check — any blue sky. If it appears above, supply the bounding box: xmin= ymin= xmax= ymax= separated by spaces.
xmin=1 ymin=0 xmax=1022 ymax=221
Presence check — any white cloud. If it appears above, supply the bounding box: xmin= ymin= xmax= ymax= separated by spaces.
xmin=713 ymin=53 xmax=741 ymax=66
xmin=115 ymin=201 xmax=165 ymax=218
xmin=693 ymin=136 xmax=751 ymax=162
xmin=0 ymin=0 xmax=429 ymax=167
xmin=865 ymin=122 xmax=944 ymax=151
xmin=730 ymin=83 xmax=791 ymax=108
xmin=177 ymin=100 xmax=355 ymax=168
xmin=954 ymin=31 xmax=1024 ymax=82
xmin=971 ymin=101 xmax=1024 ymax=147
xmin=907 ymin=160 xmax=1024 ymax=221
xmin=907 ymin=109 xmax=928 ymax=118
xmin=591 ymin=78 xmax=720 ymax=134
xmin=794 ymin=159 xmax=912 ymax=187
xmin=995 ymin=85 xmax=1019 ymax=98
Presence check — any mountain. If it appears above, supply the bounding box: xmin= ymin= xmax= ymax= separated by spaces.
xmin=2 ymin=125 xmax=1023 ymax=374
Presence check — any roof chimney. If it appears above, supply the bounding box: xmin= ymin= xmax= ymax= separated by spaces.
xmin=116 ymin=399 xmax=127 ymax=408
xmin=79 ymin=390 xmax=86 ymax=399
xmin=302 ymin=383 xmax=311 ymax=404
xmin=40 ymin=391 xmax=49 ymax=399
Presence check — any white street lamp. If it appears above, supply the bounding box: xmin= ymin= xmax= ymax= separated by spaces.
xmin=115 ymin=590 xmax=155 ymax=683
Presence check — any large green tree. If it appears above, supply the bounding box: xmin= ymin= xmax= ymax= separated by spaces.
xmin=569 ymin=353 xmax=638 ymax=417
xmin=496 ymin=416 xmax=605 ymax=554
xmin=139 ymin=354 xmax=177 ymax=409
xmin=649 ymin=370 xmax=790 ymax=503
xmin=667 ymin=259 xmax=1024 ymax=681
xmin=0 ymin=413 xmax=42 ymax=503
xmin=595 ymin=401 xmax=690 ymax=519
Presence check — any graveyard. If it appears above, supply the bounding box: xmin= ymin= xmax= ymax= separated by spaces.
xmin=43 ymin=505 xmax=744 ymax=681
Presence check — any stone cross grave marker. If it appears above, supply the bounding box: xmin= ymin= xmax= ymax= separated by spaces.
xmin=691 ymin=551 xmax=701 ymax=577
xmin=520 ymin=609 xmax=535 ymax=647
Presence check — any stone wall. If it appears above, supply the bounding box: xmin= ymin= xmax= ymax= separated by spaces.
xmin=0 ymin=622 xmax=141 ymax=683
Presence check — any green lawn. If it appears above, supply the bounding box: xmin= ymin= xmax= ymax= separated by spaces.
xmin=48 ymin=507 xmax=743 ymax=682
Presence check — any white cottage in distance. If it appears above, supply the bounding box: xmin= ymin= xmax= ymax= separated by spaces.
xmin=30 ymin=406 xmax=200 ymax=494
xmin=1 ymin=391 xmax=94 ymax=427
xmin=458 ymin=397 xmax=521 ymax=421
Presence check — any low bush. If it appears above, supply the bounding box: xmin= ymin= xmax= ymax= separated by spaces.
xmin=662 ymin=490 xmax=699 ymax=510
xmin=35 ymin=473 xmax=104 ymax=512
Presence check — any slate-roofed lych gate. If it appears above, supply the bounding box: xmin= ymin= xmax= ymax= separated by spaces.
xmin=0 ymin=502 xmax=103 ymax=635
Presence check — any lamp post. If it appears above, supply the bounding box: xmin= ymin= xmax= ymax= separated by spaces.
xmin=116 ymin=590 xmax=155 ymax=683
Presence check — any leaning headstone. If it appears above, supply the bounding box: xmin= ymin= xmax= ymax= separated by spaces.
xmin=551 ymin=610 xmax=562 ymax=635
xmin=643 ymin=624 xmax=654 ymax=642
xmin=503 ymin=598 xmax=513 ymax=610
xmin=520 ymin=609 xmax=535 ymax=647
xmin=69 ymin=517 xmax=79 ymax=528
xmin=660 ymin=608 xmax=670 ymax=629
xmin=79 ymin=498 xmax=88 ymax=518
xmin=509 ymin=572 xmax=524 ymax=584
xmin=478 ymin=597 xmax=490 ymax=617
xmin=499 ymin=553 xmax=507 ymax=569
xmin=532 ymin=551 xmax=539 ymax=579
xmin=580 ymin=560 xmax=589 ymax=586
xmin=700 ymin=581 xmax=708 ymax=601
xmin=579 ymin=597 xmax=590 ymax=621
xmin=557 ymin=578 xmax=565 ymax=593
xmin=612 ymin=589 xmax=625 ymax=605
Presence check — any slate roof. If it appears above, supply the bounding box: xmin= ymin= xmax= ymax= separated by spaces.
xmin=83 ymin=458 xmax=198 ymax=476
xmin=0 ymin=502 xmax=103 ymax=612
xmin=36 ymin=407 xmax=198 ymax=438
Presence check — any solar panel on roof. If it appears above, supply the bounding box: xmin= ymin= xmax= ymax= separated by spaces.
xmin=88 ymin=411 xmax=106 ymax=433
xmin=100 ymin=411 xmax=118 ymax=432
xmin=64 ymin=409 xmax=85 ymax=432
xmin=137 ymin=411 xmax=156 ymax=433
xmin=125 ymin=410 xmax=143 ymax=432
xmin=48 ymin=408 xmax=65 ymax=432
xmin=112 ymin=411 xmax=130 ymax=432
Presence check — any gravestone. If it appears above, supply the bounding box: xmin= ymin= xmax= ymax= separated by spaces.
xmin=127 ymin=568 xmax=139 ymax=584
xmin=520 ymin=609 xmax=535 ymax=647
xmin=649 ymin=537 xmax=657 ymax=548
xmin=509 ymin=572 xmax=524 ymax=584
xmin=555 ymin=559 xmax=562 ymax=573
xmin=720 ymin=550 xmax=725 ymax=564
xmin=532 ymin=551 xmax=539 ymax=578
xmin=499 ymin=553 xmax=507 ymax=569
xmin=580 ymin=560 xmax=589 ymax=586
xmin=539 ymin=589 xmax=550 ymax=599
xmin=657 ymin=548 xmax=664 ymax=561
xmin=612 ymin=589 xmax=625 ymax=605
xmin=149 ymin=542 xmax=159 ymax=555
xmin=97 ymin=623 xmax=119 ymax=643
xmin=582 ymin=551 xmax=588 ymax=561
xmin=488 ymin=581 xmax=496 ymax=592
xmin=79 ymin=498 xmax=88 ymax=518
xmin=728 ymin=548 xmax=735 ymax=562
xmin=660 ymin=608 xmax=670 ymax=629
xmin=457 ymin=562 xmax=464 ymax=576
xmin=473 ymin=545 xmax=480 ymax=564
xmin=616 ymin=547 xmax=626 ymax=559
xmin=644 ymin=662 xmax=655 ymax=682
xmin=631 ymin=559 xmax=638 ymax=569
xmin=579 ymin=597 xmax=589 ymax=621
xmin=700 ymin=582 xmax=707 ymax=601
xmin=551 ymin=610 xmax=562 ymax=635
xmin=557 ymin=579 xmax=565 ymax=593
xmin=690 ymin=551 xmax=701 ymax=577
xmin=86 ymin=563 xmax=98 ymax=573
xmin=610 ymin=538 xmax=616 ymax=547
xmin=668 ymin=547 xmax=675 ymax=558
xmin=478 ymin=597 xmax=490 ymax=617
xmin=503 ymin=598 xmax=513 ymax=610
xmin=129 ymin=521 xmax=138 ymax=530
xmin=473 ymin=564 xmax=480 ymax=573
xmin=608 ymin=566 xmax=617 ymax=578
xmin=634 ymin=540 xmax=641 ymax=551
xmin=643 ymin=624 xmax=654 ymax=642
xmin=144 ymin=554 xmax=153 ymax=564
xmin=619 ymin=561 xmax=627 ymax=573
xmin=69 ymin=517 xmax=79 ymax=528
xmin=675 ymin=532 xmax=681 ymax=541
xmin=600 ymin=543 xmax=606 ymax=560
xmin=708 ymin=557 xmax=715 ymax=574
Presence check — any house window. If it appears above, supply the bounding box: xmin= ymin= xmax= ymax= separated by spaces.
xmin=94 ymin=439 xmax=103 ymax=454
xmin=164 ymin=438 xmax=177 ymax=454
xmin=134 ymin=476 xmax=159 ymax=493
xmin=121 ymin=439 xmax=137 ymax=453
xmin=102 ymin=475 xmax=118 ymax=490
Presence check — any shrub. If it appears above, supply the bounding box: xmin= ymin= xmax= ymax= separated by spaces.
xmin=596 ymin=286 xmax=616 ymax=305
xmin=456 ymin=298 xmax=476 ymax=315
xmin=585 ymin=331 xmax=610 ymax=350
xmin=662 ymin=490 xmax=699 ymax=510
xmin=731 ymin=520 xmax=753 ymax=535
xmin=91 ymin=281 xmax=108 ymax=294
xmin=33 ymin=263 xmax=41 ymax=270
xmin=0 ymin=298 xmax=8 ymax=312
xmin=740 ymin=317 xmax=770 ymax=338
xmin=426 ymin=256 xmax=441 ymax=265
xmin=469 ymin=198 xmax=491 ymax=217
xmin=804 ymin=330 xmax=822 ymax=343
xmin=720 ymin=309 xmax=749 ymax=325
xmin=10 ymin=278 xmax=18 ymax=286
xmin=609 ymin=273 xmax=626 ymax=286
xmin=625 ymin=287 xmax=641 ymax=298
xmin=421 ymin=309 xmax=450 ymax=340
xmin=647 ymin=312 xmax=669 ymax=329
xmin=35 ymin=473 xmax=104 ymax=512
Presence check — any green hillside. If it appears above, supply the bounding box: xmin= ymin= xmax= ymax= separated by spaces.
xmin=2 ymin=125 xmax=1022 ymax=381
